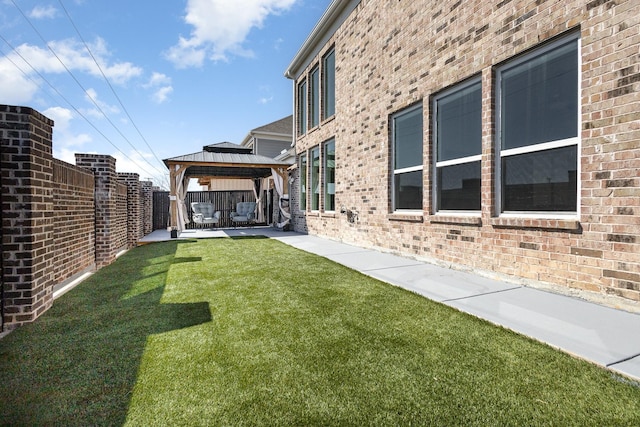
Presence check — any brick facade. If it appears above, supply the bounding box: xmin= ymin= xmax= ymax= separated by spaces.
xmin=289 ymin=0 xmax=640 ymax=310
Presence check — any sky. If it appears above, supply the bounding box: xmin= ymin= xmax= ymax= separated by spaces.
xmin=0 ymin=0 xmax=332 ymax=189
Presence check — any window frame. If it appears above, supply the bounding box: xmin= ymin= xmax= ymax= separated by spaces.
xmin=297 ymin=78 xmax=308 ymax=136
xmin=322 ymin=48 xmax=336 ymax=120
xmin=432 ymin=77 xmax=482 ymax=214
xmin=391 ymin=103 xmax=424 ymax=213
xmin=310 ymin=146 xmax=320 ymax=212
xmin=310 ymin=65 xmax=320 ymax=129
xmin=323 ymin=138 xmax=336 ymax=212
xmin=299 ymin=152 xmax=307 ymax=211
xmin=495 ymin=33 xmax=581 ymax=218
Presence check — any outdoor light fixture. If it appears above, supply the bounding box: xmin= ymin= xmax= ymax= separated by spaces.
xmin=340 ymin=206 xmax=358 ymax=223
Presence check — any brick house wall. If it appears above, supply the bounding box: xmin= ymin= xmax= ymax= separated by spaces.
xmin=52 ymin=159 xmax=95 ymax=285
xmin=289 ymin=0 xmax=640 ymax=310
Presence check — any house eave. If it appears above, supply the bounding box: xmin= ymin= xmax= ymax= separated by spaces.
xmin=284 ymin=0 xmax=360 ymax=80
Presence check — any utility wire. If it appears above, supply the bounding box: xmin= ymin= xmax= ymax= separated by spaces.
xmin=9 ymin=0 xmax=167 ymax=178
xmin=0 ymin=38 xmax=164 ymax=185
xmin=57 ymin=0 xmax=167 ymax=171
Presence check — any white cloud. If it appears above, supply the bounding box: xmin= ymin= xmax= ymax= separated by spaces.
xmin=29 ymin=5 xmax=57 ymax=19
xmin=145 ymin=72 xmax=172 ymax=87
xmin=44 ymin=106 xmax=92 ymax=154
xmin=43 ymin=106 xmax=74 ymax=131
xmin=113 ymin=150 xmax=169 ymax=189
xmin=152 ymin=86 xmax=173 ymax=104
xmin=166 ymin=0 xmax=297 ymax=68
xmin=143 ymin=72 xmax=173 ymax=103
xmin=0 ymin=55 xmax=40 ymax=104
xmin=82 ymin=88 xmax=120 ymax=118
xmin=0 ymin=38 xmax=142 ymax=105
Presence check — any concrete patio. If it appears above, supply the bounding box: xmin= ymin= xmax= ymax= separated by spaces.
xmin=140 ymin=227 xmax=640 ymax=381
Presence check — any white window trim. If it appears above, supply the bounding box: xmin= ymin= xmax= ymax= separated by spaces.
xmin=436 ymin=154 xmax=482 ymax=168
xmin=391 ymin=103 xmax=424 ymax=213
xmin=394 ymin=165 xmax=423 ymax=175
xmin=500 ymin=137 xmax=578 ymax=158
xmin=495 ymin=33 xmax=581 ymax=218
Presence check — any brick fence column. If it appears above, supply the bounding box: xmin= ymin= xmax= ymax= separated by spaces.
xmin=118 ymin=173 xmax=141 ymax=248
xmin=1 ymin=105 xmax=55 ymax=331
xmin=140 ymin=180 xmax=153 ymax=236
xmin=75 ymin=154 xmax=119 ymax=268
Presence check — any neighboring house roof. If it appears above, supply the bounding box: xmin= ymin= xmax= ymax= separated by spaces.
xmin=284 ymin=0 xmax=361 ymax=80
xmin=241 ymin=115 xmax=293 ymax=147
xmin=251 ymin=115 xmax=292 ymax=136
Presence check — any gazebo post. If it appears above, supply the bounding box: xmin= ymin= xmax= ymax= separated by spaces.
xmin=169 ymin=163 xmax=178 ymax=234
xmin=169 ymin=163 xmax=187 ymax=235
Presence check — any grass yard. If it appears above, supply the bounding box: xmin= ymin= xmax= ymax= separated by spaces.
xmin=1 ymin=237 xmax=639 ymax=426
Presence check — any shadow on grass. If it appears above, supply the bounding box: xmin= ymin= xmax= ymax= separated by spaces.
xmin=0 ymin=240 xmax=212 ymax=426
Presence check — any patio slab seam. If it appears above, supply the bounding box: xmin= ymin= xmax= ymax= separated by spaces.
xmin=440 ymin=285 xmax=523 ymax=303
xmin=607 ymin=353 xmax=640 ymax=368
xmin=359 ymin=262 xmax=428 ymax=272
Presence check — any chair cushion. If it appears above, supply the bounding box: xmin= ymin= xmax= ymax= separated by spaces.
xmin=231 ymin=202 xmax=256 ymax=222
xmin=191 ymin=202 xmax=219 ymax=223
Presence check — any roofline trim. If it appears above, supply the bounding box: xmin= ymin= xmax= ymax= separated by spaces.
xmin=284 ymin=0 xmax=360 ymax=80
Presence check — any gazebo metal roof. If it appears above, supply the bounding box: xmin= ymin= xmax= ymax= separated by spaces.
xmin=163 ymin=142 xmax=291 ymax=180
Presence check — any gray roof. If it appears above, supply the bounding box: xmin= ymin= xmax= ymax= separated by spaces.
xmin=203 ymin=142 xmax=252 ymax=153
xmin=251 ymin=115 xmax=292 ymax=136
xmin=163 ymin=149 xmax=292 ymax=179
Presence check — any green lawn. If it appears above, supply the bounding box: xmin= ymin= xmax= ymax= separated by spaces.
xmin=1 ymin=237 xmax=639 ymax=426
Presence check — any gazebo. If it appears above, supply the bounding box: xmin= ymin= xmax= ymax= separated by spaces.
xmin=163 ymin=142 xmax=292 ymax=232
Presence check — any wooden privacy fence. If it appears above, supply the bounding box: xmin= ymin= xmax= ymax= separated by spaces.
xmin=153 ymin=190 xmax=258 ymax=230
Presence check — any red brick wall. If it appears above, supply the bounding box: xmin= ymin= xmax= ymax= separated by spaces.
xmin=292 ymin=0 xmax=640 ymax=309
xmin=52 ymin=159 xmax=96 ymax=285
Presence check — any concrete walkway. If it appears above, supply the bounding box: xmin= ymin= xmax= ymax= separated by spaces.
xmin=141 ymin=228 xmax=640 ymax=381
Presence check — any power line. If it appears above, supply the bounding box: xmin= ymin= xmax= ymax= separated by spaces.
xmin=9 ymin=0 xmax=168 ymax=179
xmin=57 ymin=0 xmax=167 ymax=171
xmin=0 ymin=37 xmax=166 ymax=185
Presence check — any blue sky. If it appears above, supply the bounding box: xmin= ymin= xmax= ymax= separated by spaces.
xmin=0 ymin=0 xmax=331 ymax=188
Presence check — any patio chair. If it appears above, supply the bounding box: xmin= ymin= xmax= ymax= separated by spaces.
xmin=190 ymin=202 xmax=221 ymax=228
xmin=230 ymin=201 xmax=257 ymax=227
